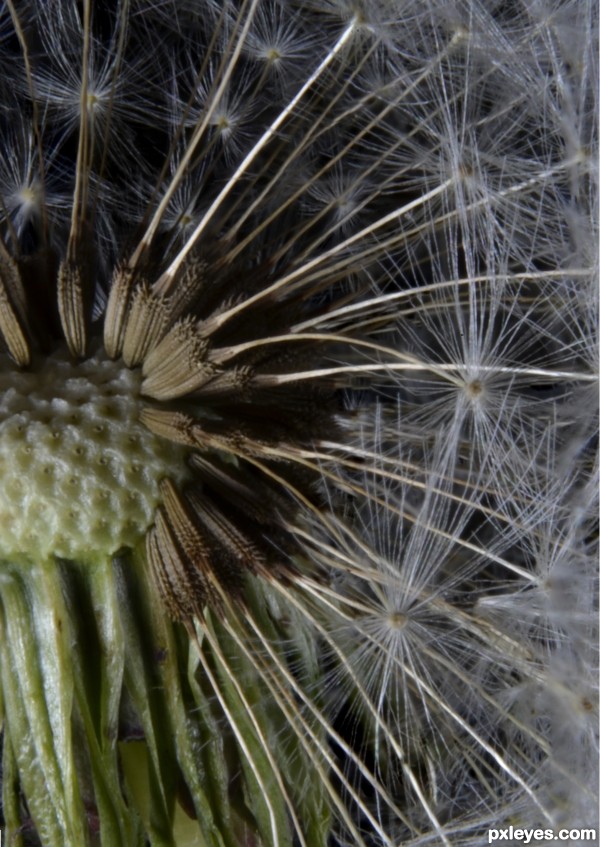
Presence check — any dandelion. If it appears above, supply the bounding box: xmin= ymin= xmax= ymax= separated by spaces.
xmin=0 ymin=1 xmax=597 ymax=845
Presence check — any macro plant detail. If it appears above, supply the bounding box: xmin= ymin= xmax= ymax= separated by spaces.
xmin=0 ymin=0 xmax=597 ymax=845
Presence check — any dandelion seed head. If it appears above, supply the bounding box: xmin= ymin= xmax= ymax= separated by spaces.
xmin=0 ymin=0 xmax=595 ymax=842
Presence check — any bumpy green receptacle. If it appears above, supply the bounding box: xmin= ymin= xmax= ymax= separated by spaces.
xmin=0 ymin=347 xmax=188 ymax=562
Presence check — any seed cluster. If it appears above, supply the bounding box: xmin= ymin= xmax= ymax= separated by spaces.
xmin=0 ymin=347 xmax=187 ymax=561
xmin=0 ymin=1 xmax=595 ymax=845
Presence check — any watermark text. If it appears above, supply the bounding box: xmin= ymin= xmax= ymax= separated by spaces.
xmin=488 ymin=827 xmax=597 ymax=843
